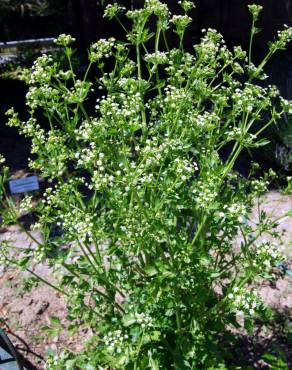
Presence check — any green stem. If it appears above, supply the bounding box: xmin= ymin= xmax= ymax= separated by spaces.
xmin=255 ymin=111 xmax=280 ymax=137
xmin=4 ymin=252 xmax=68 ymax=296
xmin=162 ymin=30 xmax=170 ymax=52
xmin=27 ymin=267 xmax=68 ymax=296
xmin=66 ymin=50 xmax=76 ymax=84
xmin=155 ymin=27 xmax=162 ymax=97
xmin=83 ymin=61 xmax=93 ymax=82
xmin=249 ymin=21 xmax=255 ymax=65
xmin=136 ymin=42 xmax=147 ymax=131
xmin=134 ymin=330 xmax=145 ymax=370
xmin=191 ymin=214 xmax=207 ymax=246
xmin=249 ymin=48 xmax=275 ymax=82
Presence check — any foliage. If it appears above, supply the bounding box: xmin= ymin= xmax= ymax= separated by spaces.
xmin=1 ymin=1 xmax=292 ymax=368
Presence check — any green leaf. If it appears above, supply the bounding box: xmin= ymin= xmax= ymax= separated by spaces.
xmin=262 ymin=351 xmax=289 ymax=369
xmin=68 ymin=324 xmax=78 ymax=336
xmin=255 ymin=138 xmax=270 ymax=147
xmin=122 ymin=315 xmax=136 ymax=327
xmin=84 ymin=365 xmax=95 ymax=370
xmin=65 ymin=359 xmax=76 ymax=370
xmin=145 ymin=265 xmax=158 ymax=276
xmin=18 ymin=256 xmax=30 ymax=268
xmin=42 ymin=326 xmax=60 ymax=338
xmin=50 ymin=316 xmax=61 ymax=326
xmin=244 ymin=318 xmax=254 ymax=334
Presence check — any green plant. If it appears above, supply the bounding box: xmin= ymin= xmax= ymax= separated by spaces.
xmin=0 ymin=1 xmax=292 ymax=368
xmin=261 ymin=350 xmax=289 ymax=370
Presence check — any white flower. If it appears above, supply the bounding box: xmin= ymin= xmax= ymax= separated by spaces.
xmin=54 ymin=34 xmax=75 ymax=47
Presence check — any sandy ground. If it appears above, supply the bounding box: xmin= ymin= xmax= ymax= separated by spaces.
xmin=0 ymin=191 xmax=291 ymax=369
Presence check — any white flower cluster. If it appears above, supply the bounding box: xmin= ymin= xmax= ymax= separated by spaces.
xmin=272 ymin=25 xmax=292 ymax=51
xmin=145 ymin=51 xmax=168 ymax=65
xmin=225 ymin=127 xmax=243 ymax=142
xmin=75 ymin=119 xmax=95 ymax=142
xmin=145 ymin=0 xmax=169 ymax=27
xmin=251 ymin=179 xmax=269 ymax=195
xmin=44 ymin=351 xmax=69 ymax=370
xmin=253 ymin=240 xmax=284 ymax=270
xmin=195 ymin=28 xmax=223 ymax=62
xmin=216 ymin=203 xmax=247 ymax=224
xmin=19 ymin=195 xmax=33 ymax=214
xmin=164 ymin=85 xmax=191 ymax=108
xmin=192 ymin=176 xmax=219 ymax=210
xmin=91 ymin=169 xmax=115 ymax=191
xmin=178 ymin=1 xmax=195 ymax=12
xmin=7 ymin=114 xmax=47 ymax=158
xmin=191 ymin=111 xmax=220 ymax=130
xmin=74 ymin=143 xmax=98 ymax=168
xmin=248 ymin=4 xmax=263 ymax=19
xmin=165 ymin=50 xmax=196 ymax=84
xmin=174 ymin=157 xmax=198 ymax=182
xmin=170 ymin=15 xmax=192 ymax=30
xmin=54 ymin=34 xmax=75 ymax=47
xmin=132 ymin=312 xmax=154 ymax=329
xmin=103 ymin=330 xmax=128 ymax=354
xmin=118 ymin=216 xmax=152 ymax=243
xmin=33 ymin=243 xmax=47 ymax=262
xmin=65 ymin=80 xmax=92 ymax=104
xmin=59 ymin=208 xmax=95 ymax=242
xmin=29 ymin=54 xmax=54 ymax=85
xmin=30 ymin=131 xmax=69 ymax=178
xmin=233 ymin=46 xmax=247 ymax=60
xmin=89 ymin=38 xmax=116 ymax=62
xmin=0 ymin=154 xmax=5 ymax=164
xmin=227 ymin=203 xmax=247 ymax=221
xmin=232 ymin=83 xmax=268 ymax=113
xmin=97 ymin=89 xmax=142 ymax=128
xmin=6 ymin=108 xmax=20 ymax=127
xmin=145 ymin=0 xmax=167 ymax=13
xmin=39 ymin=181 xmax=96 ymax=242
xmin=227 ymin=287 xmax=261 ymax=317
xmin=103 ymin=4 xmax=126 ymax=19
xmin=26 ymin=85 xmax=59 ymax=110
xmin=280 ymin=97 xmax=292 ymax=114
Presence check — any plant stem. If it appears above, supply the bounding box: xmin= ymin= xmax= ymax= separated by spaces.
xmin=155 ymin=27 xmax=162 ymax=97
xmin=249 ymin=20 xmax=255 ymax=65
xmin=27 ymin=267 xmax=68 ymax=296
xmin=136 ymin=42 xmax=147 ymax=129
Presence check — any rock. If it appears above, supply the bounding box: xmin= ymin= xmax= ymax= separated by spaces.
xmin=36 ymin=301 xmax=50 ymax=315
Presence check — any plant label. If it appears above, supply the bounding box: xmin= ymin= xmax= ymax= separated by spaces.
xmin=9 ymin=176 xmax=39 ymax=194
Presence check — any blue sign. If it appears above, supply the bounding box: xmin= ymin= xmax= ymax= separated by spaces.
xmin=9 ymin=176 xmax=39 ymax=194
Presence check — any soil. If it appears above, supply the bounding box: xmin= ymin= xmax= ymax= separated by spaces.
xmin=0 ymin=227 xmax=89 ymax=369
